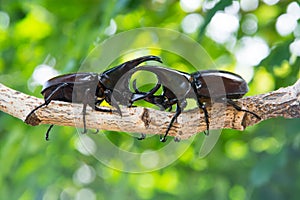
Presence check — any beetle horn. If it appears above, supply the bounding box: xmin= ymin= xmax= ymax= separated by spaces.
xmin=130 ymin=79 xmax=161 ymax=104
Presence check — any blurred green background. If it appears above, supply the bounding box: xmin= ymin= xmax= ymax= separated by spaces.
xmin=0 ymin=0 xmax=300 ymax=199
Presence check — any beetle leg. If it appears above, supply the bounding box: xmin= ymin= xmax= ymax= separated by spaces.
xmin=114 ymin=104 xmax=122 ymax=116
xmin=45 ymin=124 xmax=54 ymax=141
xmin=26 ymin=83 xmax=69 ymax=139
xmin=82 ymin=102 xmax=88 ymax=133
xmin=81 ymin=88 xmax=96 ymax=133
xmin=226 ymin=99 xmax=261 ymax=120
xmin=109 ymin=92 xmax=122 ymax=116
xmin=102 ymin=89 xmax=122 ymax=116
xmin=82 ymin=88 xmax=113 ymax=133
xmin=130 ymin=79 xmax=161 ymax=106
xmin=25 ymin=83 xmax=69 ymax=122
xmin=25 ymin=102 xmax=48 ymax=122
xmin=197 ymin=100 xmax=210 ymax=135
xmin=160 ymin=101 xmax=183 ymax=142
xmin=132 ymin=79 xmax=169 ymax=110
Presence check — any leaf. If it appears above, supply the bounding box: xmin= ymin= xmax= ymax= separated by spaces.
xmin=258 ymin=40 xmax=293 ymax=71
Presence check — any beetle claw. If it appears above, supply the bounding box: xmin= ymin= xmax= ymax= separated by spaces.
xmin=159 ymin=135 xmax=168 ymax=142
xmin=203 ymin=130 xmax=209 ymax=136
xmin=81 ymin=129 xmax=88 ymax=134
xmin=112 ymin=107 xmax=122 ymax=117
xmin=137 ymin=133 xmax=146 ymax=140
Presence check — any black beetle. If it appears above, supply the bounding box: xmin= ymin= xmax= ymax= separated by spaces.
xmin=131 ymin=66 xmax=261 ymax=142
xmin=25 ymin=55 xmax=162 ymax=140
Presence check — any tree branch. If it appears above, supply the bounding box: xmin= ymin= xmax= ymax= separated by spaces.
xmin=0 ymin=80 xmax=299 ymax=140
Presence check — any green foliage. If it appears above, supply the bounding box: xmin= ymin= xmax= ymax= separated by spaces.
xmin=0 ymin=0 xmax=300 ymax=199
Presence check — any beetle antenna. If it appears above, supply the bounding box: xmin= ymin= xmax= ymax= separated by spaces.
xmin=25 ymin=83 xmax=69 ymax=123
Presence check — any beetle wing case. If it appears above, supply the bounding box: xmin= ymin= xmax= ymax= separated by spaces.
xmin=193 ymin=70 xmax=249 ymax=99
xmin=41 ymin=73 xmax=99 ymax=103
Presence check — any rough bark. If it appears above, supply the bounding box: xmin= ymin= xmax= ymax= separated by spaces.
xmin=0 ymin=79 xmax=299 ymax=140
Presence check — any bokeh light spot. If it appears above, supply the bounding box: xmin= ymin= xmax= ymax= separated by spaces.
xmin=14 ymin=5 xmax=53 ymax=40
xmin=180 ymin=0 xmax=203 ymax=12
xmin=241 ymin=14 xmax=258 ymax=35
xmin=104 ymin=19 xmax=117 ymax=36
xmin=240 ymin=0 xmax=259 ymax=11
xmin=206 ymin=12 xmax=239 ymax=43
xmin=251 ymin=68 xmax=275 ymax=94
xmin=276 ymin=13 xmax=298 ymax=36
xmin=31 ymin=64 xmax=58 ymax=86
xmin=224 ymin=1 xmax=240 ymax=15
xmin=287 ymin=2 xmax=300 ymax=19
xmin=75 ymin=188 xmax=96 ymax=200
xmin=140 ymin=150 xmax=160 ymax=169
xmin=76 ymin=135 xmax=97 ymax=156
xmin=251 ymin=137 xmax=282 ymax=154
xmin=225 ymin=140 xmax=248 ymax=160
xmin=290 ymin=39 xmax=300 ymax=56
xmin=262 ymin=0 xmax=279 ymax=6
xmin=234 ymin=36 xmax=269 ymax=66
xmin=73 ymin=164 xmax=96 ymax=185
xmin=229 ymin=185 xmax=246 ymax=200
xmin=181 ymin=13 xmax=204 ymax=34
xmin=138 ymin=174 xmax=155 ymax=189
xmin=0 ymin=11 xmax=10 ymax=30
